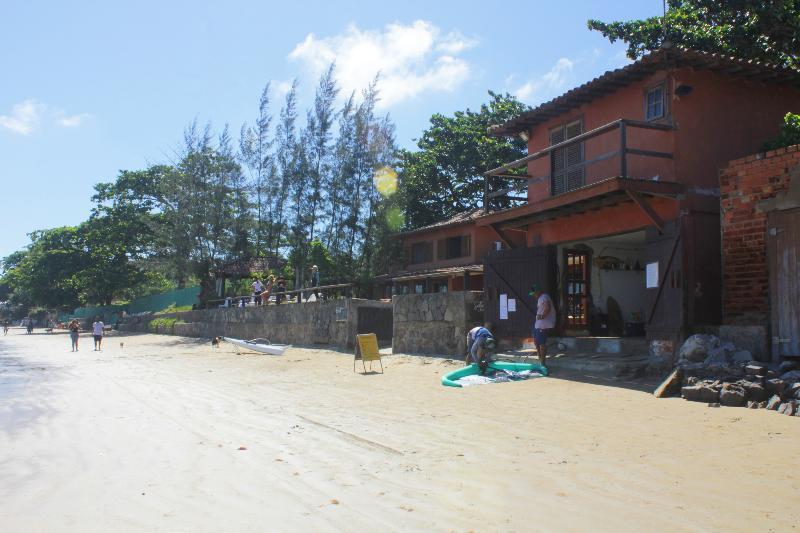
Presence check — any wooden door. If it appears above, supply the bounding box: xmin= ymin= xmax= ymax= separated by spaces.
xmin=483 ymin=245 xmax=557 ymax=339
xmin=768 ymin=208 xmax=800 ymax=360
xmin=550 ymin=120 xmax=584 ymax=196
xmin=564 ymin=249 xmax=590 ymax=329
xmin=644 ymin=221 xmax=683 ymax=338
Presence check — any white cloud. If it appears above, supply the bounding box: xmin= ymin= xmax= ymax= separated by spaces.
xmin=272 ymin=80 xmax=294 ymax=100
xmin=513 ymin=57 xmax=575 ymax=103
xmin=0 ymin=99 xmax=91 ymax=135
xmin=288 ymin=20 xmax=476 ymax=108
xmin=0 ymin=99 xmax=45 ymax=135
xmin=56 ymin=112 xmax=91 ymax=127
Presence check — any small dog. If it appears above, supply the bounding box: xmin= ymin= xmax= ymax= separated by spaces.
xmin=211 ymin=336 xmax=222 ymax=349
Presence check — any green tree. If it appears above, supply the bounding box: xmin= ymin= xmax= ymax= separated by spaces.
xmin=397 ymin=91 xmax=529 ymax=229
xmin=588 ymin=1 xmax=800 ymax=68
xmin=764 ymin=112 xmax=800 ymax=150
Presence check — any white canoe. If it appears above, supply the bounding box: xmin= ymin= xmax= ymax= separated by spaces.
xmin=222 ymin=337 xmax=289 ymax=355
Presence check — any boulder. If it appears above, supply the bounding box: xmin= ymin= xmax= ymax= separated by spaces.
xmin=685 ymin=376 xmax=699 ymax=386
xmin=746 ymin=401 xmax=760 ymax=409
xmin=703 ymin=346 xmax=729 ymax=366
xmin=745 ymin=362 xmax=768 ymax=377
xmin=654 ymin=368 xmax=684 ymax=398
xmin=719 ymin=385 xmax=747 ymax=407
xmin=779 ymin=370 xmax=800 ymax=384
xmin=740 ymin=381 xmax=767 ymax=402
xmin=766 ymin=395 xmax=782 ymax=411
xmin=682 ymin=384 xmax=720 ymax=403
xmin=730 ymin=350 xmax=752 ymax=365
xmin=678 ymin=334 xmax=720 ymax=363
xmin=779 ymin=360 xmax=798 ymax=373
xmin=777 ymin=401 xmax=797 ymax=416
xmin=765 ymin=379 xmax=786 ymax=397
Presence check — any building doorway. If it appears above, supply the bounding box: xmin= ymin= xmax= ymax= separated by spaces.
xmin=564 ymin=249 xmax=590 ymax=330
xmin=768 ymin=208 xmax=800 ymax=360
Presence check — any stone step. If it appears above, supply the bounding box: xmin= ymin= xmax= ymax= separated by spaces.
xmin=497 ymin=349 xmax=661 ymax=378
xmin=522 ymin=336 xmax=649 ymax=355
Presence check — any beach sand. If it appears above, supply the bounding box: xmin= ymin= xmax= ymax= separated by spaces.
xmin=1 ymin=329 xmax=798 ymax=532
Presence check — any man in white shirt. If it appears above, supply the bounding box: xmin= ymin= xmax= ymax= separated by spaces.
xmin=529 ymin=284 xmax=556 ymax=366
xmin=92 ymin=317 xmax=105 ymax=351
xmin=251 ymin=278 xmax=264 ymax=306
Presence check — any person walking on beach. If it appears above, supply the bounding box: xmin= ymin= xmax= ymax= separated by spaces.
xmin=3 ymin=320 xmax=9 ymax=335
xmin=68 ymin=319 xmax=80 ymax=351
xmin=529 ymin=284 xmax=556 ymax=367
xmin=92 ymin=317 xmax=105 ymax=351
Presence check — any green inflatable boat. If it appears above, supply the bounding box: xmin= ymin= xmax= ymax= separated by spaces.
xmin=442 ymin=361 xmax=548 ymax=387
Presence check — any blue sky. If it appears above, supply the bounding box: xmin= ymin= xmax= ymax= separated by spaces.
xmin=0 ymin=0 xmax=661 ymax=259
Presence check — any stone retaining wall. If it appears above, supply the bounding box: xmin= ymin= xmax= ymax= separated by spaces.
xmin=120 ymin=298 xmax=391 ymax=349
xmin=392 ymin=291 xmax=483 ymax=355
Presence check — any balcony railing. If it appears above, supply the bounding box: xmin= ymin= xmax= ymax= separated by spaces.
xmin=483 ymin=118 xmax=675 ymax=212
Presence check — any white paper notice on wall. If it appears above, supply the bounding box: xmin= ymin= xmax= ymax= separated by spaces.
xmin=646 ymin=261 xmax=659 ymax=288
xmin=499 ymin=293 xmax=508 ymax=320
xmin=508 ymin=298 xmax=516 ymax=312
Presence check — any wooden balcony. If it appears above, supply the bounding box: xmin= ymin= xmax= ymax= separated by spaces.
xmin=484 ymin=118 xmax=676 ymax=212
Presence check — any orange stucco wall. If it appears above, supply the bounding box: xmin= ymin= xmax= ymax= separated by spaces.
xmin=524 ymin=68 xmax=800 ymax=202
xmin=526 ymin=196 xmax=680 ymax=246
xmin=402 ymin=224 xmax=505 ymax=270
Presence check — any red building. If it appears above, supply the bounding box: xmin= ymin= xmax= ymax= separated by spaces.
xmin=475 ymin=48 xmax=800 ymax=359
xmin=374 ymin=209 xmax=525 ymax=297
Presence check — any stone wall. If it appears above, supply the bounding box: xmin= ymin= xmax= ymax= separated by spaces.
xmin=392 ymin=291 xmax=483 ymax=356
xmin=120 ymin=298 xmax=391 ymax=349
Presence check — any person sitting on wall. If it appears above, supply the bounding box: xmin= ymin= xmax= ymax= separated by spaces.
xmin=465 ymin=322 xmax=496 ymax=368
xmin=274 ymin=278 xmax=286 ymax=305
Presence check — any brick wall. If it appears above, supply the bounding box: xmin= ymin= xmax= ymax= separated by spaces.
xmin=720 ymin=144 xmax=800 ymax=324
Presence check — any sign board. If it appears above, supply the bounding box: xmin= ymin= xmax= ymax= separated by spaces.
xmin=646 ymin=262 xmax=659 ymax=288
xmin=508 ymin=298 xmax=516 ymax=312
xmin=355 ymin=333 xmax=384 ymax=373
xmin=499 ymin=294 xmax=508 ymax=320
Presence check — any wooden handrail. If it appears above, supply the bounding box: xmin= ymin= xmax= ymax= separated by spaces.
xmin=207 ymin=283 xmax=353 ymax=306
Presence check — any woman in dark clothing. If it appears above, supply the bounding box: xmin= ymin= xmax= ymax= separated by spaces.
xmin=68 ymin=319 xmax=81 ymax=351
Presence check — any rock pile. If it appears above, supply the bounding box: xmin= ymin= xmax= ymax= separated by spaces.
xmin=659 ymin=334 xmax=800 ymax=417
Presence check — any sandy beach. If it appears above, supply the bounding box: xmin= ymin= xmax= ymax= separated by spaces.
xmin=1 ymin=329 xmax=798 ymax=532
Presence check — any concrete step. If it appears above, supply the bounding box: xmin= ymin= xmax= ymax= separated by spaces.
xmin=522 ymin=336 xmax=649 ymax=355
xmin=497 ymin=349 xmax=660 ymax=378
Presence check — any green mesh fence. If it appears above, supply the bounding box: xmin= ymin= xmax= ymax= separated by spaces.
xmin=60 ymin=286 xmax=200 ymax=324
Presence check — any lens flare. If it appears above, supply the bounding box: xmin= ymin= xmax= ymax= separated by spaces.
xmin=373 ymin=166 xmax=398 ymax=197
xmin=385 ymin=207 xmax=405 ymax=231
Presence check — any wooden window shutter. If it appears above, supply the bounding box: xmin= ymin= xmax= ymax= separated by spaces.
xmin=550 ymin=126 xmax=567 ymax=196
xmin=461 ymin=235 xmax=471 ymax=257
xmin=425 ymin=241 xmax=433 ymax=262
xmin=404 ymin=245 xmax=411 ymax=264
xmin=437 ymin=239 xmax=446 ymax=260
xmin=564 ymin=121 xmax=584 ymax=193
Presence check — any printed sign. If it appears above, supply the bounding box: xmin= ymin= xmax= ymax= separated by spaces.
xmin=499 ymin=293 xmax=508 ymax=320
xmin=508 ymin=298 xmax=516 ymax=312
xmin=646 ymin=262 xmax=659 ymax=288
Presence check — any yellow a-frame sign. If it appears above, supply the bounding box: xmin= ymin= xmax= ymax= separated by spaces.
xmin=354 ymin=333 xmax=384 ymax=374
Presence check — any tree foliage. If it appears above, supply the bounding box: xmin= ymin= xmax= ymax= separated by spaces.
xmin=764 ymin=112 xmax=800 ymax=150
xmin=397 ymin=91 xmax=529 ymax=229
xmin=588 ymin=0 xmax=800 ymax=68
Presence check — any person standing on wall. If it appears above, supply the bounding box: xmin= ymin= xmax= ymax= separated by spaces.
xmin=92 ymin=316 xmax=105 ymax=351
xmin=251 ymin=278 xmax=264 ymax=306
xmin=529 ymin=284 xmax=556 ymax=367
xmin=68 ymin=319 xmax=81 ymax=351
xmin=309 ymin=265 xmax=321 ymax=301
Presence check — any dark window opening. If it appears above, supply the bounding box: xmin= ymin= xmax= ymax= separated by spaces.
xmin=409 ymin=241 xmax=433 ymax=264
xmin=645 ymin=85 xmax=665 ymax=121
xmin=437 ymin=235 xmax=471 ymax=260
xmin=550 ymin=119 xmax=584 ymax=196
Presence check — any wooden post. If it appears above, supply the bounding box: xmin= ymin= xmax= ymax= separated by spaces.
xmin=484 ymin=175 xmax=490 ymax=211
xmin=464 ymin=271 xmax=471 ymax=290
xmin=619 ymin=121 xmax=628 ymax=178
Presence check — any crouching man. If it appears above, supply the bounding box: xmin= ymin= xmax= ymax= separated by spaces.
xmin=465 ymin=322 xmax=496 ymax=368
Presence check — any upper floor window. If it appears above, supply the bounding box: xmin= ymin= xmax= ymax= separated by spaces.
xmin=550 ymin=119 xmax=584 ymax=196
xmin=437 ymin=235 xmax=471 ymax=260
xmin=645 ymin=85 xmax=665 ymax=121
xmin=409 ymin=241 xmax=433 ymax=264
